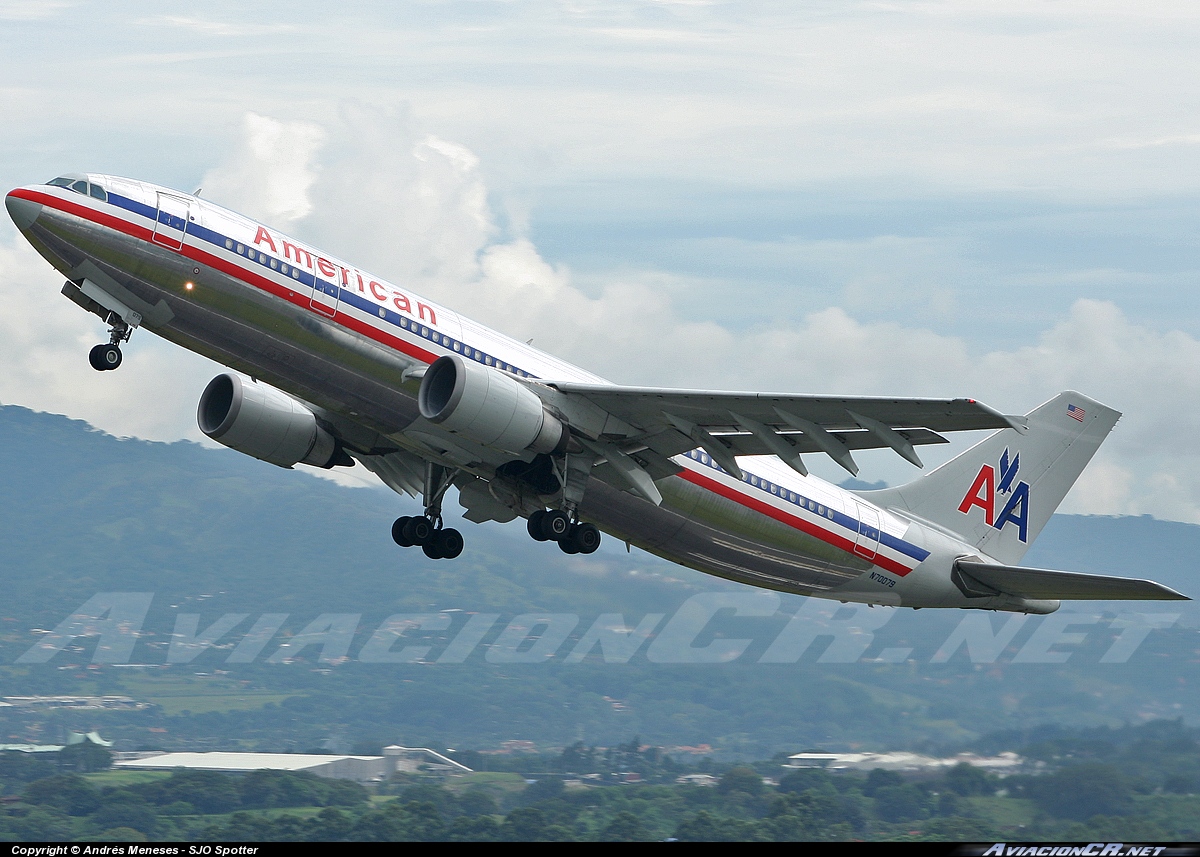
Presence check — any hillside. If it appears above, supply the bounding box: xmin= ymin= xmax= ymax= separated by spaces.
xmin=0 ymin=404 xmax=1196 ymax=758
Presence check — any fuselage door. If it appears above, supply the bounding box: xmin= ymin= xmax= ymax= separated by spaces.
xmin=853 ymin=501 xmax=881 ymax=561
xmin=152 ymin=192 xmax=192 ymax=251
xmin=309 ymin=265 xmax=339 ymax=318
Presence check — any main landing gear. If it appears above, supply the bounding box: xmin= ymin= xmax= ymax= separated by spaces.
xmin=392 ymin=515 xmax=464 ymax=560
xmin=391 ymin=462 xmax=463 ymax=560
xmin=88 ymin=317 xmax=131 ymax=372
xmin=527 ymin=509 xmax=601 ymax=555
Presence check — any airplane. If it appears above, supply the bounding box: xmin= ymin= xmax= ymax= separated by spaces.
xmin=4 ymin=173 xmax=1187 ymax=614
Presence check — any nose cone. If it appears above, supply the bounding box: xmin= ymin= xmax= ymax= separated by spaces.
xmin=5 ymin=190 xmax=42 ymax=232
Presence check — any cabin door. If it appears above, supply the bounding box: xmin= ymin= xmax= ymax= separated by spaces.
xmin=152 ymin=192 xmax=192 ymax=251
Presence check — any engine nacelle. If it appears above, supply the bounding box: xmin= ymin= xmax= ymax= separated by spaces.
xmin=197 ymin=373 xmax=339 ymax=469
xmin=418 ymin=355 xmax=566 ymax=455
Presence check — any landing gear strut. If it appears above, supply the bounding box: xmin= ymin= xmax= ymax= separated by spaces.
xmin=527 ymin=509 xmax=601 ymax=555
xmin=523 ymin=451 xmax=603 ymax=555
xmin=391 ymin=463 xmax=464 ymax=560
xmin=88 ymin=316 xmax=131 ymax=372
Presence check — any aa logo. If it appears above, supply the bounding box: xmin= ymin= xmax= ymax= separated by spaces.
xmin=957 ymin=448 xmax=1030 ymax=542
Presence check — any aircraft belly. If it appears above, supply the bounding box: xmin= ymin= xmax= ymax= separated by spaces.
xmin=42 ymin=214 xmax=885 ymax=595
xmin=28 ymin=201 xmax=950 ymax=607
xmin=579 ymin=475 xmax=867 ymax=596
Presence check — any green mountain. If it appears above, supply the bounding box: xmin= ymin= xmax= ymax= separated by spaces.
xmin=0 ymin=404 xmax=1196 ymax=758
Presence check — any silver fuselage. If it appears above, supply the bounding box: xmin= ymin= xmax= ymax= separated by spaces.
xmin=6 ymin=175 xmax=1046 ymax=612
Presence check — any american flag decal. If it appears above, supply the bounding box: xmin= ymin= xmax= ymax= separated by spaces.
xmin=1067 ymin=403 xmax=1086 ymax=422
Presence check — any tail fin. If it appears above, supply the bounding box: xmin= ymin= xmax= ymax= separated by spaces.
xmin=858 ymin=392 xmax=1119 ymax=564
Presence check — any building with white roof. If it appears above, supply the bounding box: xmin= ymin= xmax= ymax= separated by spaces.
xmin=114 ymin=746 xmax=473 ymax=782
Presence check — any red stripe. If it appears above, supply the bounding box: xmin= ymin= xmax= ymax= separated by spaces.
xmin=20 ymin=186 xmax=920 ymax=579
xmin=679 ymin=466 xmax=914 ymax=577
xmin=16 ymin=188 xmax=439 ymax=366
xmin=12 ymin=187 xmax=155 ymax=243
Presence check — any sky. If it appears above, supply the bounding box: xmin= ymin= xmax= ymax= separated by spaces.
xmin=2 ymin=1 xmax=1200 ymax=521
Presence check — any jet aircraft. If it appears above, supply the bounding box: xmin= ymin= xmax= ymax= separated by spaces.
xmin=5 ymin=173 xmax=1187 ymax=613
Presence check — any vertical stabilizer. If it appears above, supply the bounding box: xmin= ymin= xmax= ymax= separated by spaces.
xmin=856 ymin=392 xmax=1119 ymax=565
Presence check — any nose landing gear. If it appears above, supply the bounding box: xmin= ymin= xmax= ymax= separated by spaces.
xmin=88 ymin=343 xmax=123 ymax=371
xmin=88 ymin=317 xmax=132 ymax=372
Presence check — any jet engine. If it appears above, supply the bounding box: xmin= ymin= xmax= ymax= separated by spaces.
xmin=197 ymin=372 xmax=340 ymax=469
xmin=418 ymin=355 xmax=567 ymax=455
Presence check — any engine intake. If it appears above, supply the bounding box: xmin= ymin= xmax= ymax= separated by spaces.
xmin=198 ymin=373 xmax=339 ymax=469
xmin=418 ymin=355 xmax=566 ymax=455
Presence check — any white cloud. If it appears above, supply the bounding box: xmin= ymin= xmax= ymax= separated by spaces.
xmin=136 ymin=16 xmax=300 ymax=37
xmin=200 ymin=114 xmax=326 ymax=226
xmin=0 ymin=1 xmax=72 ymax=21
xmin=10 ymin=104 xmax=1200 ymax=521
xmin=0 ymin=236 xmax=220 ymax=443
xmin=279 ymin=111 xmax=1200 ymax=522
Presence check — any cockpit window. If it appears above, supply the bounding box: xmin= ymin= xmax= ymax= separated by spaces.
xmin=44 ymin=176 xmax=107 ymax=202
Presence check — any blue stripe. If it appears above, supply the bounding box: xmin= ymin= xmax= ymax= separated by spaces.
xmin=106 ymin=189 xmax=930 ymax=566
xmin=106 ymin=192 xmax=540 ymax=380
xmin=684 ymin=449 xmax=930 ymax=563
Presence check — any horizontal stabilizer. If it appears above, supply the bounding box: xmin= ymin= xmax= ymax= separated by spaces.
xmin=955 ymin=559 xmax=1189 ymax=602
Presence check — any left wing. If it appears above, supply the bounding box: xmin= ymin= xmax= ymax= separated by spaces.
xmin=546 ymin=380 xmax=1023 ymax=481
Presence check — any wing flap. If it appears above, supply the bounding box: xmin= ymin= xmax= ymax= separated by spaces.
xmin=956 ymin=559 xmax=1189 ymax=601
xmin=546 ymin=380 xmax=1009 ymax=472
xmin=717 ymin=427 xmax=948 ymax=459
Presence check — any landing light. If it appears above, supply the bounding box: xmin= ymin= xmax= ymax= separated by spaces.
xmin=185 ymin=282 xmax=194 ymax=291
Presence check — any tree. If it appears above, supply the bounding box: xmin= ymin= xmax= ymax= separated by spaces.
xmin=1026 ymin=764 xmax=1133 ymax=820
xmin=155 ymin=769 xmax=240 ymax=814
xmin=57 ymin=741 xmax=112 ymax=773
xmin=88 ymin=798 xmax=158 ymax=838
xmin=23 ymin=774 xmax=101 ymax=816
xmin=673 ymin=810 xmax=760 ymax=842
xmin=863 ymin=768 xmax=904 ymax=797
xmin=718 ymin=766 xmax=764 ymax=796
xmin=944 ymin=762 xmax=995 ymax=797
xmin=600 ymin=811 xmax=651 ymax=842
xmin=459 ymin=788 xmax=498 ymax=817
xmin=872 ymin=783 xmax=930 ymax=823
xmin=778 ymin=768 xmax=834 ymax=794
